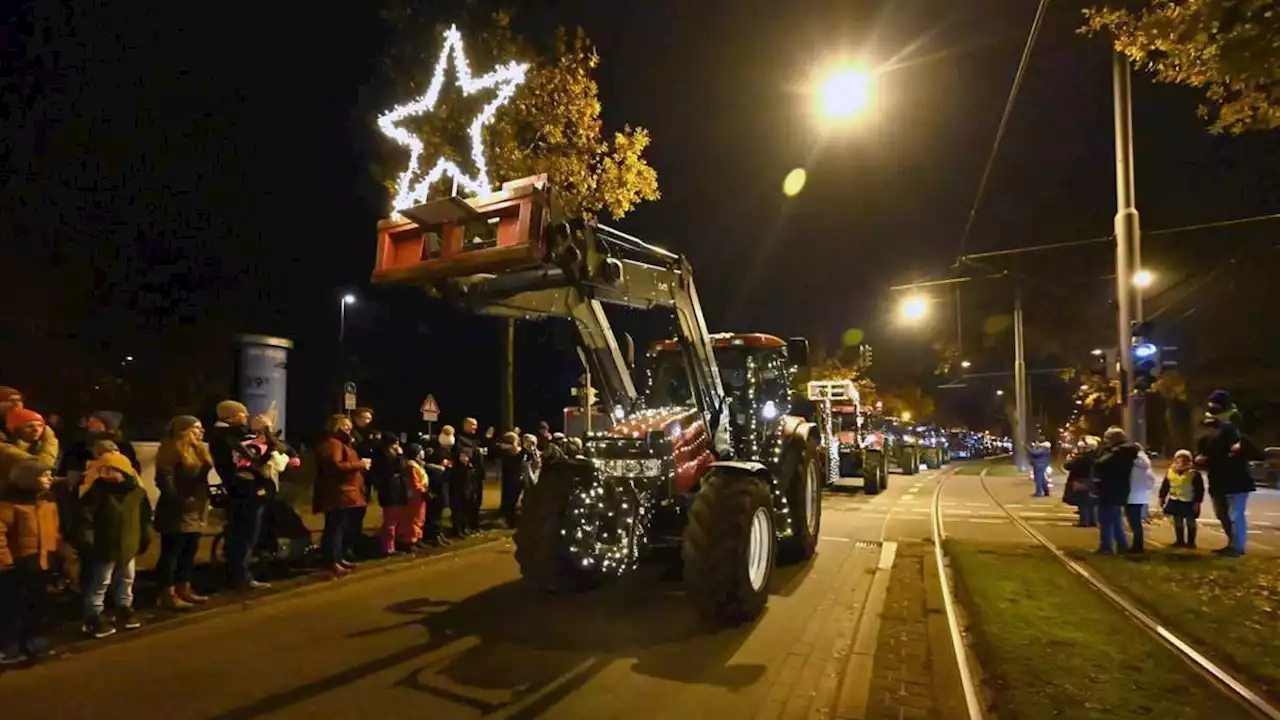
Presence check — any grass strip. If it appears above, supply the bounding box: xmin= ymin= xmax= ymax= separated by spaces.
xmin=1072 ymin=548 xmax=1280 ymax=701
xmin=949 ymin=541 xmax=1255 ymax=719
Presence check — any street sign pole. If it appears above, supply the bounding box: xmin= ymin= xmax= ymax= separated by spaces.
xmin=1113 ymin=51 xmax=1145 ymax=445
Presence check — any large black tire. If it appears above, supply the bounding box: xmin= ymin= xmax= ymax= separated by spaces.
xmin=863 ymin=450 xmax=885 ymax=495
xmin=682 ymin=472 xmax=775 ymax=625
xmin=901 ymin=448 xmax=920 ymax=476
xmin=923 ymin=448 xmax=941 ymax=471
xmin=779 ymin=440 xmax=822 ymax=564
xmin=513 ymin=462 xmax=595 ymax=593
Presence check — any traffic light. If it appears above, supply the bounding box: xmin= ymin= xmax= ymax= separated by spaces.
xmin=1132 ymin=340 xmax=1160 ymax=391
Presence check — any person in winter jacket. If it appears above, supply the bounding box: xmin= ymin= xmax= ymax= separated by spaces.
xmin=372 ymin=434 xmax=412 ymax=556
xmin=1028 ymin=440 xmax=1052 ymax=497
xmin=0 ymin=459 xmax=59 ymax=664
xmin=57 ymin=410 xmax=141 ymax=481
xmin=207 ymin=400 xmax=274 ymax=590
xmin=77 ymin=451 xmax=151 ymax=639
xmin=421 ymin=431 xmax=454 ymax=547
xmin=498 ymin=431 xmax=524 ymax=528
xmin=1196 ymin=390 xmax=1259 ymax=556
xmin=459 ymin=418 xmax=486 ymax=533
xmin=153 ymin=416 xmax=213 ymax=610
xmin=521 ymin=434 xmax=541 ymax=489
xmin=313 ymin=414 xmax=370 ymax=577
xmin=0 ymin=388 xmax=59 ymax=477
xmin=1160 ymin=449 xmax=1206 ymax=548
xmin=0 ymin=407 xmax=59 ymax=495
xmin=1092 ymin=427 xmax=1139 ymax=554
xmin=1125 ymin=445 xmax=1157 ymax=553
xmin=346 ymin=407 xmax=377 ymax=559
xmin=403 ymin=444 xmax=429 ymax=549
xmin=1062 ymin=438 xmax=1099 ymax=527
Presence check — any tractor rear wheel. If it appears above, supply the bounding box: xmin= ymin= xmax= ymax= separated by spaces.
xmin=682 ymin=471 xmax=774 ymax=625
xmin=514 ymin=461 xmax=593 ymax=593
xmin=863 ymin=450 xmax=886 ymax=495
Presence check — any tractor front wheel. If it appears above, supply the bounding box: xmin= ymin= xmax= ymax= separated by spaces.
xmin=682 ymin=471 xmax=775 ymax=625
xmin=779 ymin=441 xmax=822 ymax=564
xmin=514 ymin=462 xmax=594 ymax=593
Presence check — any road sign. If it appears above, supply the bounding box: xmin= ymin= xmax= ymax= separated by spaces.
xmin=343 ymin=381 xmax=357 ymax=411
xmin=421 ymin=394 xmax=440 ymax=423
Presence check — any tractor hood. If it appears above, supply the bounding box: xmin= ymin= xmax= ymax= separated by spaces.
xmin=605 ymin=407 xmax=697 ymax=439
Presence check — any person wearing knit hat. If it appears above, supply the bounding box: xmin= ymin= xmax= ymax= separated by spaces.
xmin=0 ymin=458 xmax=60 ymax=663
xmin=1196 ymin=390 xmax=1260 ymax=557
xmin=56 ymin=409 xmax=140 ymax=482
xmin=77 ymin=449 xmax=151 ymax=638
xmin=207 ymin=398 xmax=273 ymax=591
xmin=1 ymin=408 xmax=58 ymax=494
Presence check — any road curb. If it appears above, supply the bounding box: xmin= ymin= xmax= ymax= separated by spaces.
xmin=47 ymin=533 xmax=512 ymax=660
xmin=832 ymin=540 xmax=897 ymax=719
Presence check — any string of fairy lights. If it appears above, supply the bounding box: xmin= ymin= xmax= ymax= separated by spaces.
xmin=377 ymin=25 xmax=529 ymax=212
xmin=562 ymin=473 xmax=651 ymax=576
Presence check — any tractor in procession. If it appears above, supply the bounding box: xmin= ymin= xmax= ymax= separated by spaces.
xmin=371 ymin=175 xmax=824 ymax=625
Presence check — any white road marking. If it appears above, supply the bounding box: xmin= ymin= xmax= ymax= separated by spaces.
xmin=820 ymin=536 xmax=852 ymax=542
xmin=968 ymin=518 xmax=1007 ymax=524
xmin=1005 ymin=504 xmax=1025 ymax=508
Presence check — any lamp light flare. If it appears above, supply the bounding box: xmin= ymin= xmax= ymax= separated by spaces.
xmin=817 ymin=68 xmax=873 ymax=121
xmin=782 ymin=168 xmax=807 ymax=197
xmin=378 ymin=25 xmax=529 ymax=211
xmin=899 ymin=295 xmax=928 ymax=322
xmin=342 ymin=294 xmax=357 ymax=305
xmin=1132 ymin=269 xmax=1155 ymax=288
xmin=960 ymin=360 xmax=972 ymax=369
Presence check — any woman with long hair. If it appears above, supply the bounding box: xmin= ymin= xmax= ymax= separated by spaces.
xmin=153 ymin=415 xmax=214 ymax=610
xmin=313 ymin=414 xmax=370 ymax=578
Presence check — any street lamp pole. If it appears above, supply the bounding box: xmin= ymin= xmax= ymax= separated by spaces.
xmin=1013 ymin=275 xmax=1029 ymax=472
xmin=1112 ymin=52 xmax=1144 ymax=444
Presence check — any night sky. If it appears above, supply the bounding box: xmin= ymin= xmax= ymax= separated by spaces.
xmin=3 ymin=0 xmax=1277 ymax=439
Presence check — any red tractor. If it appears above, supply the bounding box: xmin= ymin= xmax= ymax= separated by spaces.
xmin=372 ymin=175 xmax=823 ymax=624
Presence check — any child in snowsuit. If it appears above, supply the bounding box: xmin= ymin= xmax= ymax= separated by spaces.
xmin=1160 ymin=449 xmax=1206 ymax=548
xmin=404 ymin=444 xmax=429 ymax=549
xmin=0 ymin=460 xmax=59 ymax=664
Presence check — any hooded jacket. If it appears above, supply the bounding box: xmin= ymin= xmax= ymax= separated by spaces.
xmin=1093 ymin=442 xmax=1139 ymax=506
xmin=77 ymin=453 xmax=152 ymax=563
xmin=0 ymin=460 xmax=60 ymax=570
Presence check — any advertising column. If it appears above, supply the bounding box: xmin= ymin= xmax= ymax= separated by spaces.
xmin=237 ymin=334 xmax=294 ymax=439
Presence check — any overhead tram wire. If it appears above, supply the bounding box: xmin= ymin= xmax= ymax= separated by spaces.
xmin=958 ymin=211 xmax=1280 ymax=262
xmin=954 ymin=0 xmax=1052 ymax=261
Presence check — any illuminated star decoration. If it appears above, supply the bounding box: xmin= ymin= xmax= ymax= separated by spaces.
xmin=378 ymin=25 xmax=529 ymax=212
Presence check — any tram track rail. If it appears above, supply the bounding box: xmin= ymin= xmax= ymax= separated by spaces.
xmin=932 ymin=464 xmax=1280 ymax=719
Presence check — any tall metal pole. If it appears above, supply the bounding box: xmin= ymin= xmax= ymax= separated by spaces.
xmin=502 ymin=318 xmax=515 ymax=432
xmin=1013 ymin=274 xmax=1029 ymax=472
xmin=1112 ymin=52 xmax=1144 ymax=443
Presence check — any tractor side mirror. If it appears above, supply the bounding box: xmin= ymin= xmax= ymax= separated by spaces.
xmin=786 ymin=337 xmax=810 ymax=367
xmin=623 ymin=332 xmax=636 ymax=369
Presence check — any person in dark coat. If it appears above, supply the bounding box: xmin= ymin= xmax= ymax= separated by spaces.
xmin=1196 ymin=391 xmax=1260 ymax=556
xmin=1063 ymin=437 xmax=1099 ymax=527
xmin=372 ymin=433 xmax=411 ymax=556
xmin=1092 ymin=426 xmax=1139 ymax=554
xmin=455 ymin=418 xmax=485 ymax=535
xmin=57 ymin=410 xmax=141 ymax=480
xmin=313 ymin=414 xmax=370 ymax=577
xmin=421 ymin=430 xmax=453 ymax=547
xmin=498 ymin=431 xmax=524 ymax=528
xmin=152 ymin=416 xmax=213 ymax=610
xmin=207 ymin=400 xmax=274 ymax=591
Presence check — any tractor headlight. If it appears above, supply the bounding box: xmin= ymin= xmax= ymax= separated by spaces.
xmin=592 ymin=458 xmax=664 ymax=478
xmin=762 ymin=400 xmax=779 ymax=420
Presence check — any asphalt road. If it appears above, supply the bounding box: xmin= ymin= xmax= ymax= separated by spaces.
xmin=0 ymin=466 xmax=956 ymax=720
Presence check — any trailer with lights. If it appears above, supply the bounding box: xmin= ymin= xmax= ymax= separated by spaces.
xmin=803 ymin=379 xmax=885 ymax=491
xmin=371 ymin=175 xmax=823 ymax=625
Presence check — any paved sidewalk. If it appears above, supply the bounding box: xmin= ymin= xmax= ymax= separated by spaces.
xmin=865 ymin=542 xmax=937 ymax=720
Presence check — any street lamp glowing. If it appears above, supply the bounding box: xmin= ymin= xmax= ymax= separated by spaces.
xmin=996 ymin=390 xmax=1005 ymax=396
xmin=816 ymin=67 xmax=873 ymax=123
xmin=1132 ymin=269 xmax=1155 ymax=289
xmin=342 ymin=294 xmax=357 ymax=305
xmin=960 ymin=360 xmax=972 ymax=369
xmin=901 ymin=411 xmax=913 ymax=422
xmin=1090 ymin=348 xmax=1104 ymax=356
xmin=782 ymin=168 xmax=807 ymax=197
xmin=899 ymin=295 xmax=928 ymax=322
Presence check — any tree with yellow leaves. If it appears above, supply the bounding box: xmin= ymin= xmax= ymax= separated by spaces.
xmin=374 ymin=7 xmax=659 ymax=218
xmin=1083 ymin=1 xmax=1280 ymax=134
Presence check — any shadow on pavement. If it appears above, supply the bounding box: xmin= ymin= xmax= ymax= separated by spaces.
xmin=209 ymin=566 xmax=770 ymax=719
